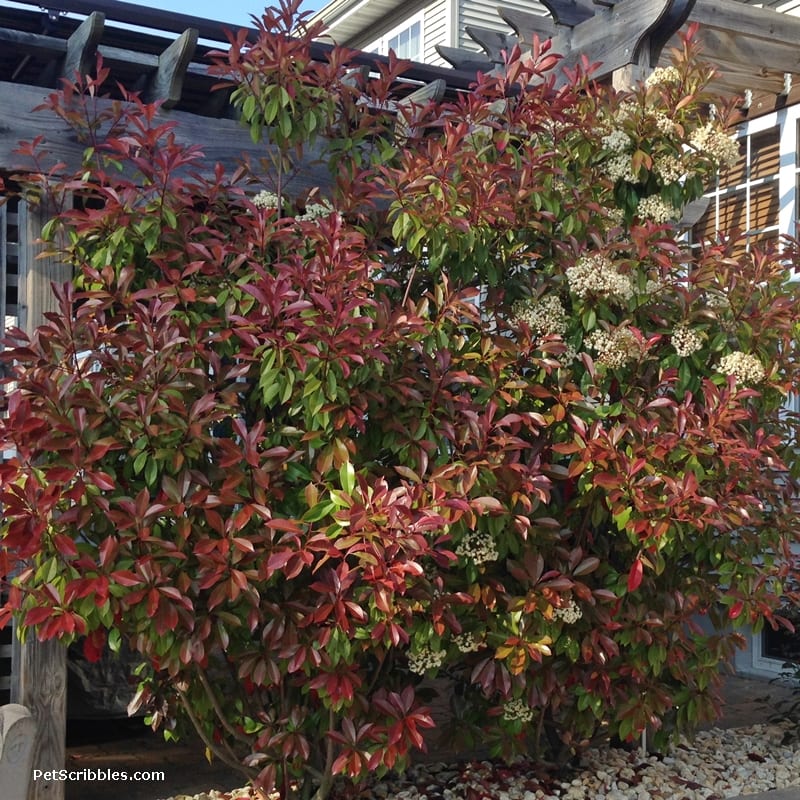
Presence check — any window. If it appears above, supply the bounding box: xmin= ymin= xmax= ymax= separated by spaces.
xmin=692 ymin=105 xmax=800 ymax=265
xmin=368 ymin=14 xmax=423 ymax=62
xmin=693 ymin=127 xmax=781 ymax=251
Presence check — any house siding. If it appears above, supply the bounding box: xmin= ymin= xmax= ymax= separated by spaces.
xmin=423 ymin=0 xmax=449 ymax=66
xmin=456 ymin=0 xmax=548 ymax=52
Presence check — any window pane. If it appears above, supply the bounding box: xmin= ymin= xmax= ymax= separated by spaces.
xmin=388 ymin=20 xmax=421 ymax=60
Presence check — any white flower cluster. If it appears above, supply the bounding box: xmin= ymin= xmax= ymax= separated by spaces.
xmin=654 ymin=154 xmax=685 ymax=184
xmin=645 ymin=276 xmax=668 ymax=296
xmin=690 ymin=123 xmax=740 ymax=167
xmin=566 ymin=255 xmax=634 ymax=302
xmin=252 ymin=190 xmax=280 ymax=210
xmin=455 ymin=530 xmax=499 ymax=565
xmin=552 ymin=599 xmax=583 ymax=624
xmin=718 ymin=351 xmax=766 ymax=385
xmin=602 ymin=128 xmax=630 ymax=153
xmin=511 ymin=295 xmax=568 ymax=336
xmin=653 ymin=112 xmax=677 ymax=136
xmin=556 ymin=343 xmax=579 ymax=367
xmin=604 ymin=154 xmax=637 ymax=183
xmin=614 ymin=101 xmax=639 ymax=123
xmin=298 ymin=200 xmax=334 ymax=221
xmin=407 ymin=645 xmax=447 ymax=675
xmin=671 ymin=324 xmax=704 ymax=357
xmin=453 ymin=632 xmax=483 ymax=653
xmin=645 ymin=66 xmax=681 ymax=88
xmin=636 ymin=195 xmax=679 ymax=224
xmin=502 ymin=697 xmax=535 ymax=723
xmin=586 ymin=327 xmax=641 ymax=369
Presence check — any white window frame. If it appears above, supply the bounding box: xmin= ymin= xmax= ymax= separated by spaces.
xmin=367 ymin=11 xmax=425 ymax=62
xmin=701 ymin=104 xmax=800 ymax=679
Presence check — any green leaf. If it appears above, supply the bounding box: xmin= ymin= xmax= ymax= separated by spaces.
xmin=339 ymin=461 xmax=355 ymax=495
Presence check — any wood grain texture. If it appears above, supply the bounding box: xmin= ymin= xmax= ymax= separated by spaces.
xmin=10 ymin=205 xmax=70 ymax=799
xmin=551 ymin=0 xmax=678 ymax=80
xmin=63 ymin=11 xmax=104 ymax=81
xmin=0 ymin=82 xmax=334 ymax=196
xmin=691 ymin=0 xmax=800 ymax=44
xmin=465 ymin=26 xmax=519 ymax=63
xmin=539 ymin=0 xmax=595 ymax=27
xmin=145 ymin=28 xmax=199 ymax=109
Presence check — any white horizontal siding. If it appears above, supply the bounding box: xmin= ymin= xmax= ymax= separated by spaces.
xmin=423 ymin=0 xmax=449 ymax=65
xmin=457 ymin=0 xmax=548 ymax=51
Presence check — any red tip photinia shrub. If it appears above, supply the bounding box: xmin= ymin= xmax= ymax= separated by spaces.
xmin=2 ymin=2 xmax=800 ymax=797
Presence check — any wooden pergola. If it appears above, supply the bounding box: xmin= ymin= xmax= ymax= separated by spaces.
xmin=2 ymin=0 xmax=800 ymax=797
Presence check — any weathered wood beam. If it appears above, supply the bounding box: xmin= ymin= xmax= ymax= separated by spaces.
xmin=62 ymin=11 xmax=104 ymax=81
xmin=539 ymin=0 xmax=596 ymax=27
xmin=0 ymin=29 xmax=66 ymax=60
xmin=645 ymin=0 xmax=694 ymax=65
xmin=464 ymin=26 xmax=519 ymax=64
xmin=0 ymin=81 xmax=333 ymax=195
xmin=435 ymin=45 xmax=494 ymax=73
xmin=694 ymin=27 xmax=800 ymax=80
xmin=497 ymin=8 xmax=557 ymax=44
xmin=465 ymin=25 xmax=519 ymax=64
xmin=659 ymin=29 xmax=795 ymax=96
xmin=612 ymin=0 xmax=694 ymax=88
xmin=143 ymin=28 xmax=198 ymax=109
xmin=691 ymin=0 xmax=800 ymax=45
xmin=11 ymin=198 xmax=71 ymax=800
xmin=553 ymin=0 xmax=685 ymax=80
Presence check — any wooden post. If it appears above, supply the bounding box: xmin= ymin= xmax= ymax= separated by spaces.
xmin=11 ymin=198 xmax=70 ymax=800
xmin=612 ymin=62 xmax=651 ymax=91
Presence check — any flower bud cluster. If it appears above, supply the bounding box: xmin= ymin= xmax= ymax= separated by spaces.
xmin=502 ymin=697 xmax=535 ymax=723
xmin=298 ymin=200 xmax=334 ymax=221
xmin=602 ymin=128 xmax=630 ymax=154
xmin=654 ymin=154 xmax=685 ymax=184
xmin=586 ymin=327 xmax=641 ymax=369
xmin=645 ymin=277 xmax=668 ymax=296
xmin=636 ymin=195 xmax=679 ymax=224
xmin=553 ymin=599 xmax=583 ymax=624
xmin=453 ymin=632 xmax=483 ymax=653
xmin=645 ymin=66 xmax=681 ymax=88
xmin=252 ymin=190 xmax=280 ymax=210
xmin=407 ymin=646 xmax=447 ymax=675
xmin=566 ymin=255 xmax=634 ymax=302
xmin=653 ymin=111 xmax=677 ymax=136
xmin=671 ymin=324 xmax=704 ymax=357
xmin=455 ymin=530 xmax=499 ymax=565
xmin=690 ymin=123 xmax=740 ymax=167
xmin=511 ymin=295 xmax=568 ymax=337
xmin=718 ymin=351 xmax=766 ymax=385
xmin=604 ymin=154 xmax=638 ymax=183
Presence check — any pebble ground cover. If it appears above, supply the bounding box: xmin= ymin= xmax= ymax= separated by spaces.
xmin=160 ymin=723 xmax=800 ymax=800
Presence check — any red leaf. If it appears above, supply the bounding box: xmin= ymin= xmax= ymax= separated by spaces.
xmin=83 ymin=629 xmax=106 ymax=663
xmin=88 ymin=470 xmax=116 ymax=491
xmin=728 ymin=600 xmax=744 ymax=620
xmin=627 ymin=558 xmax=643 ymax=593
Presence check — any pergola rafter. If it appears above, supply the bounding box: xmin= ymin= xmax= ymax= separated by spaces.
xmin=438 ymin=0 xmax=800 ymax=103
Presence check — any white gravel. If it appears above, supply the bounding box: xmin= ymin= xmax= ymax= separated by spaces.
xmin=159 ymin=723 xmax=800 ymax=800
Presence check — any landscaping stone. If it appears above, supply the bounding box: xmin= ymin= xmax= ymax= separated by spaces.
xmin=0 ymin=703 xmax=37 ymax=800
xmin=157 ymin=722 xmax=800 ymax=800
